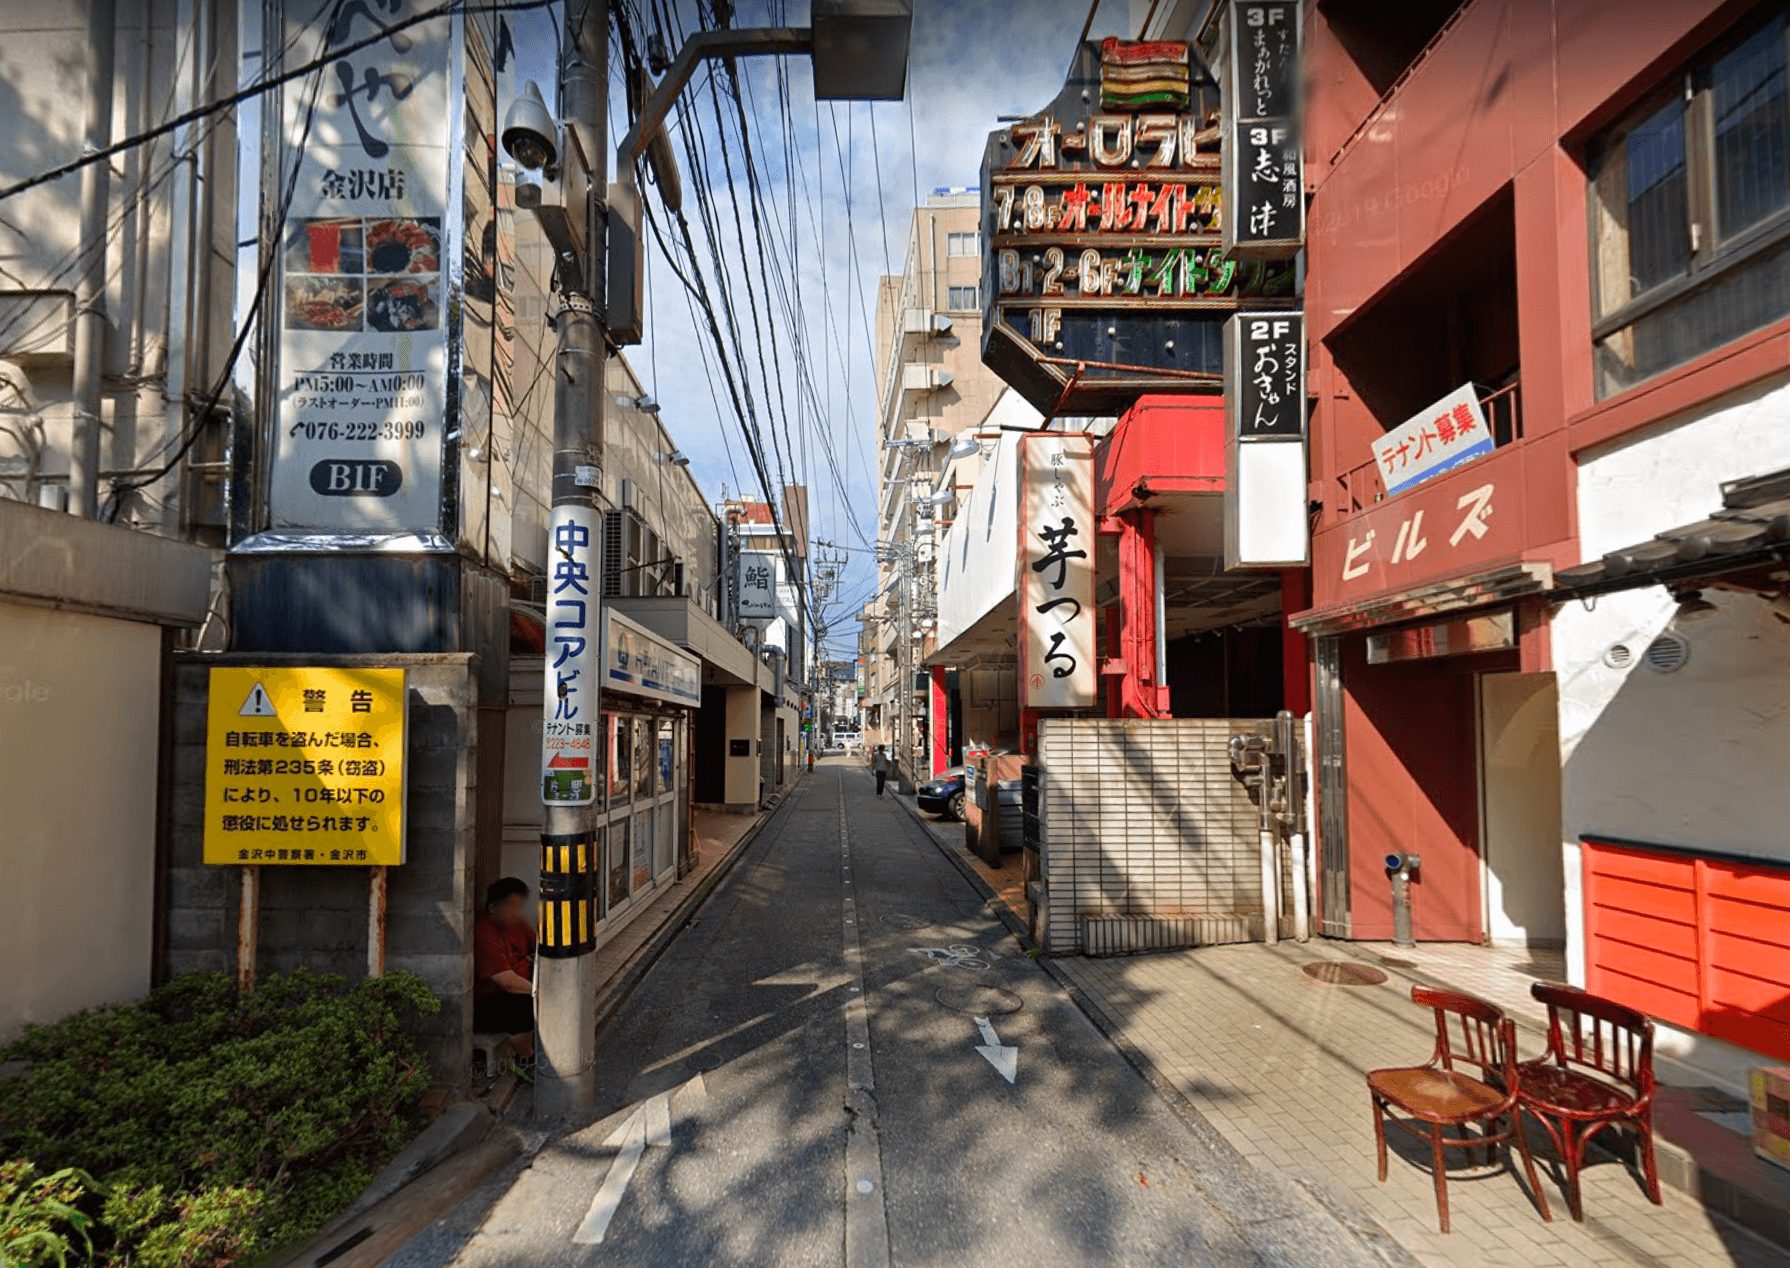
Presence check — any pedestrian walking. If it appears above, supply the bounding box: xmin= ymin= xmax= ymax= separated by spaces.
xmin=872 ymin=744 xmax=889 ymax=796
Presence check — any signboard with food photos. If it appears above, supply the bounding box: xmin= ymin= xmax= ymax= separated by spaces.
xmin=269 ymin=0 xmax=452 ymax=532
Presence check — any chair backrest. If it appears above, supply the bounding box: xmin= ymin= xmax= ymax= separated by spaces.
xmin=1413 ymin=985 xmax=1517 ymax=1093
xmin=1531 ymin=981 xmax=1655 ymax=1100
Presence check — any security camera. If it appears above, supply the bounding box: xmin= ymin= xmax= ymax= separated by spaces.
xmin=502 ymin=81 xmax=560 ymax=176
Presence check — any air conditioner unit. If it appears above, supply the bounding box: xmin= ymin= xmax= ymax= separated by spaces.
xmin=900 ymin=364 xmax=952 ymax=393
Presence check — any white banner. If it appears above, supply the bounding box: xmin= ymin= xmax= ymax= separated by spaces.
xmin=271 ymin=0 xmax=453 ymax=531
xmin=1372 ymin=383 xmax=1495 ymax=497
xmin=1020 ymin=434 xmax=1097 ymax=709
xmin=543 ymin=506 xmax=600 ymax=805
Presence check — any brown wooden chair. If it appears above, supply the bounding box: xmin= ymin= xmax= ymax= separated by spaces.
xmin=1518 ymin=982 xmax=1661 ymax=1221
xmin=1368 ymin=985 xmax=1553 ymax=1233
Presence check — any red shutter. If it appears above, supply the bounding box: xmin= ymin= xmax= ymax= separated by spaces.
xmin=1584 ymin=839 xmax=1790 ymax=1062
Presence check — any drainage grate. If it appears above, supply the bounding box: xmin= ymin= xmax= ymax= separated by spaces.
xmin=683 ymin=1052 xmax=725 ymax=1072
xmin=1302 ymin=962 xmax=1389 ymax=986
xmin=935 ymin=984 xmax=1024 ymax=1015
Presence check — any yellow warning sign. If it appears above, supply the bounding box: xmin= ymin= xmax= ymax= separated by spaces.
xmin=203 ymin=667 xmax=407 ymax=866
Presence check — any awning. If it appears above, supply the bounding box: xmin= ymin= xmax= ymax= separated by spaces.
xmin=1551 ymin=471 xmax=1790 ymax=600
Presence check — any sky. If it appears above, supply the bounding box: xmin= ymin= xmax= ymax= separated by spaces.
xmin=606 ymin=0 xmax=1148 ymax=662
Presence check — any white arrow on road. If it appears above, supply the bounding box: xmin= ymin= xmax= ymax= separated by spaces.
xmin=572 ymin=1074 xmax=707 ymax=1245
xmin=972 ymin=1015 xmax=1018 ymax=1084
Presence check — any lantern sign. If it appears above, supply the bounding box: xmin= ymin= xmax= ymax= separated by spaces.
xmin=980 ymin=38 xmax=1296 ymax=418
xmin=1219 ymin=0 xmax=1304 ymax=260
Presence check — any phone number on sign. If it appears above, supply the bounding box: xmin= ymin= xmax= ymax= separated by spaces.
xmin=287 ymin=419 xmax=427 ymax=441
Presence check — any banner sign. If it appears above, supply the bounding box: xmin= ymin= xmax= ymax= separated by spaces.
xmin=980 ymin=38 xmax=1295 ymax=417
xmin=1221 ymin=0 xmax=1304 ymax=260
xmin=1225 ymin=312 xmax=1308 ymax=568
xmin=1019 ymin=434 xmax=1097 ymax=709
xmin=737 ymin=552 xmax=777 ymax=620
xmin=543 ymin=506 xmax=600 ymax=804
xmin=270 ymin=0 xmax=453 ymax=531
xmin=204 ymin=666 xmax=407 ymax=865
xmin=604 ymin=609 xmax=701 ymax=708
xmin=1372 ymin=383 xmax=1495 ymax=497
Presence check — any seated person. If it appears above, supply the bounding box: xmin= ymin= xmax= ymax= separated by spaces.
xmin=473 ymin=877 xmax=536 ymax=1067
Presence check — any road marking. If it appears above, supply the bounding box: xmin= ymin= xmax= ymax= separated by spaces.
xmin=972 ymin=1015 xmax=1018 ymax=1084
xmin=907 ymin=944 xmax=990 ymax=970
xmin=570 ymin=1074 xmax=704 ymax=1246
xmin=838 ymin=772 xmax=891 ymax=1267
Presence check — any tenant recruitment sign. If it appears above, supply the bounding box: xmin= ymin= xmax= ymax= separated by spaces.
xmin=203 ymin=666 xmax=407 ymax=865
xmin=980 ymin=37 xmax=1296 ymax=417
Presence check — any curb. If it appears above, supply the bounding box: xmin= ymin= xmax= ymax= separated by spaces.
xmin=592 ymin=792 xmax=791 ymax=1031
xmin=891 ymin=791 xmax=1421 ymax=1268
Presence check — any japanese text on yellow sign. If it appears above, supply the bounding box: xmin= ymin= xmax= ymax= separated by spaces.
xmin=203 ymin=666 xmax=407 ymax=865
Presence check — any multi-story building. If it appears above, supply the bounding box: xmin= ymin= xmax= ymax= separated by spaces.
xmin=869 ymin=189 xmax=1021 ymax=786
xmin=1287 ymin=0 xmax=1790 ymax=1078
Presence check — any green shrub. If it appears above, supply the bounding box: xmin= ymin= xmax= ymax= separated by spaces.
xmin=0 ymin=969 xmax=441 ymax=1266
xmin=0 ymin=1161 xmax=103 ymax=1267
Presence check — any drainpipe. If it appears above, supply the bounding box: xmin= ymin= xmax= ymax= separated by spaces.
xmin=160 ymin=0 xmax=200 ymax=533
xmin=69 ymin=0 xmax=117 ymax=519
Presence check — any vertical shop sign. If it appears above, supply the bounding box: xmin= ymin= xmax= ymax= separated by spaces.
xmin=271 ymin=0 xmax=453 ymax=531
xmin=1221 ymin=0 xmax=1304 ymax=260
xmin=1020 ymin=434 xmax=1097 ymax=709
xmin=737 ymin=553 xmax=777 ymax=620
xmin=543 ymin=506 xmax=599 ymax=804
xmin=1225 ymin=312 xmax=1308 ymax=567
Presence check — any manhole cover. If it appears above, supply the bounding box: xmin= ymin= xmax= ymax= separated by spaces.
xmin=935 ymin=984 xmax=1024 ymax=1015
xmin=1302 ymin=961 xmax=1388 ymax=986
xmin=683 ymin=1052 xmax=725 ymax=1072
xmin=879 ymin=913 xmax=929 ymax=930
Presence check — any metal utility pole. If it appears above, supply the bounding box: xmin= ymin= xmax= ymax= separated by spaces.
xmin=535 ymin=0 xmax=608 ymax=1121
xmin=69 ymin=0 xmax=116 ymax=519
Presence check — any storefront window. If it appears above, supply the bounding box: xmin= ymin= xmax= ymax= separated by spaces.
xmin=634 ymin=717 xmax=653 ymax=800
xmin=631 ymin=809 xmax=652 ymax=891
xmin=593 ymin=825 xmax=608 ymax=919
xmin=608 ymin=816 xmax=631 ymax=908
xmin=657 ymin=719 xmax=676 ymax=795
xmin=608 ymin=712 xmax=631 ymax=802
xmin=1590 ymin=10 xmax=1790 ymax=395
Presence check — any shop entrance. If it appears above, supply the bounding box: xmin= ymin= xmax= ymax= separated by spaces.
xmin=1478 ymin=672 xmax=1566 ymax=948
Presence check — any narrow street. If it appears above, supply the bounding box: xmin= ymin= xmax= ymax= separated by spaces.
xmin=405 ymin=758 xmax=1392 ymax=1268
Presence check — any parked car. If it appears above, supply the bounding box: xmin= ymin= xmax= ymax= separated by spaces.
xmin=917 ymin=767 xmax=969 ymax=820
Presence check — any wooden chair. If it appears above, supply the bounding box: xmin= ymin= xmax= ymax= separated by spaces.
xmin=1518 ymin=982 xmax=1661 ymax=1221
xmin=1368 ymin=985 xmax=1553 ymax=1233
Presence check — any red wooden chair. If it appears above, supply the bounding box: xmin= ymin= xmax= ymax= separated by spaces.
xmin=1368 ymin=985 xmax=1553 ymax=1233
xmin=1518 ymin=982 xmax=1661 ymax=1221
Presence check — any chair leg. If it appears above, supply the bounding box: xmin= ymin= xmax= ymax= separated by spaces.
xmin=1510 ymin=1110 xmax=1552 ymax=1224
xmin=1563 ymin=1121 xmax=1586 ymax=1222
xmin=1636 ymin=1109 xmax=1662 ymax=1206
xmin=1373 ymin=1096 xmax=1389 ymax=1182
xmin=1429 ymin=1125 xmax=1451 ymax=1235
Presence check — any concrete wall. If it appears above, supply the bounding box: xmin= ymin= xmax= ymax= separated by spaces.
xmin=1557 ymin=372 xmax=1790 ymax=981
xmin=163 ymin=654 xmax=482 ymax=1091
xmin=723 ymin=684 xmax=759 ymax=811
xmin=0 ymin=600 xmax=162 ymax=1041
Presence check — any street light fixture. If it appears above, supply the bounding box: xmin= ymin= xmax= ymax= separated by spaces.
xmin=946 ymin=432 xmax=980 ymax=462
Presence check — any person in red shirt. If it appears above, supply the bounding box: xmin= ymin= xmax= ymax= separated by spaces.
xmin=473 ymin=877 xmax=536 ymax=1061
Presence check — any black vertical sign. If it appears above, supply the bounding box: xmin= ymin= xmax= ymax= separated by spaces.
xmin=1234 ymin=312 xmax=1305 ymax=437
xmin=1223 ymin=0 xmax=1304 ymax=260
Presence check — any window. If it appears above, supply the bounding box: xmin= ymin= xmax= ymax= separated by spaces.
xmin=947 ymin=284 xmax=978 ymax=310
xmin=946 ymin=231 xmax=979 ymax=257
xmin=1590 ymin=10 xmax=1790 ymax=397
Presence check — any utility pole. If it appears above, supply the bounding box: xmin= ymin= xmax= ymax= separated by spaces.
xmin=69 ymin=0 xmax=116 ymax=519
xmin=535 ymin=0 xmax=608 ymax=1121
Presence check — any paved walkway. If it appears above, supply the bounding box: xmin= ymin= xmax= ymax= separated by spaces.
xmin=893 ymin=794 xmax=1789 ymax=1268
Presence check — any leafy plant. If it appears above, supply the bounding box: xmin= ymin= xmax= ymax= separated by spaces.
xmin=0 ymin=1161 xmax=102 ymax=1268
xmin=0 ymin=969 xmax=440 ymax=1267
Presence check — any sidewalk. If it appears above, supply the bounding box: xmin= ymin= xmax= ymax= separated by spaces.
xmin=891 ymin=793 xmax=1788 ymax=1268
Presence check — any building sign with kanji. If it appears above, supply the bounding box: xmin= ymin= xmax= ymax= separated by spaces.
xmin=543 ymin=506 xmax=600 ymax=805
xmin=203 ymin=667 xmax=407 ymax=865
xmin=1372 ymin=383 xmax=1495 ymax=497
xmin=980 ymin=38 xmax=1295 ymax=417
xmin=268 ymin=0 xmax=452 ymax=531
xmin=1218 ymin=0 xmax=1304 ymax=260
xmin=737 ymin=553 xmax=778 ymax=621
xmin=1224 ymin=312 xmax=1308 ymax=568
xmin=1019 ymin=434 xmax=1097 ymax=709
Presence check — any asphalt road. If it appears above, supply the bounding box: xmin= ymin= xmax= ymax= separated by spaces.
xmin=395 ymin=758 xmax=1399 ymax=1268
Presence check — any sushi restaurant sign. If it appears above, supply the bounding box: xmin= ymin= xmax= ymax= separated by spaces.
xmin=269 ymin=0 xmax=451 ymax=532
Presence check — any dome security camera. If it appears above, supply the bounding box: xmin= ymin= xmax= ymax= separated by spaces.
xmin=502 ymin=82 xmax=560 ymax=175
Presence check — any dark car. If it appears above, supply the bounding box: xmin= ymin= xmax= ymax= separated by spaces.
xmin=917 ymin=767 xmax=969 ymax=820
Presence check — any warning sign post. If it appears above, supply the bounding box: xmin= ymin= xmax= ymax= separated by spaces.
xmin=203 ymin=667 xmax=408 ymax=866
